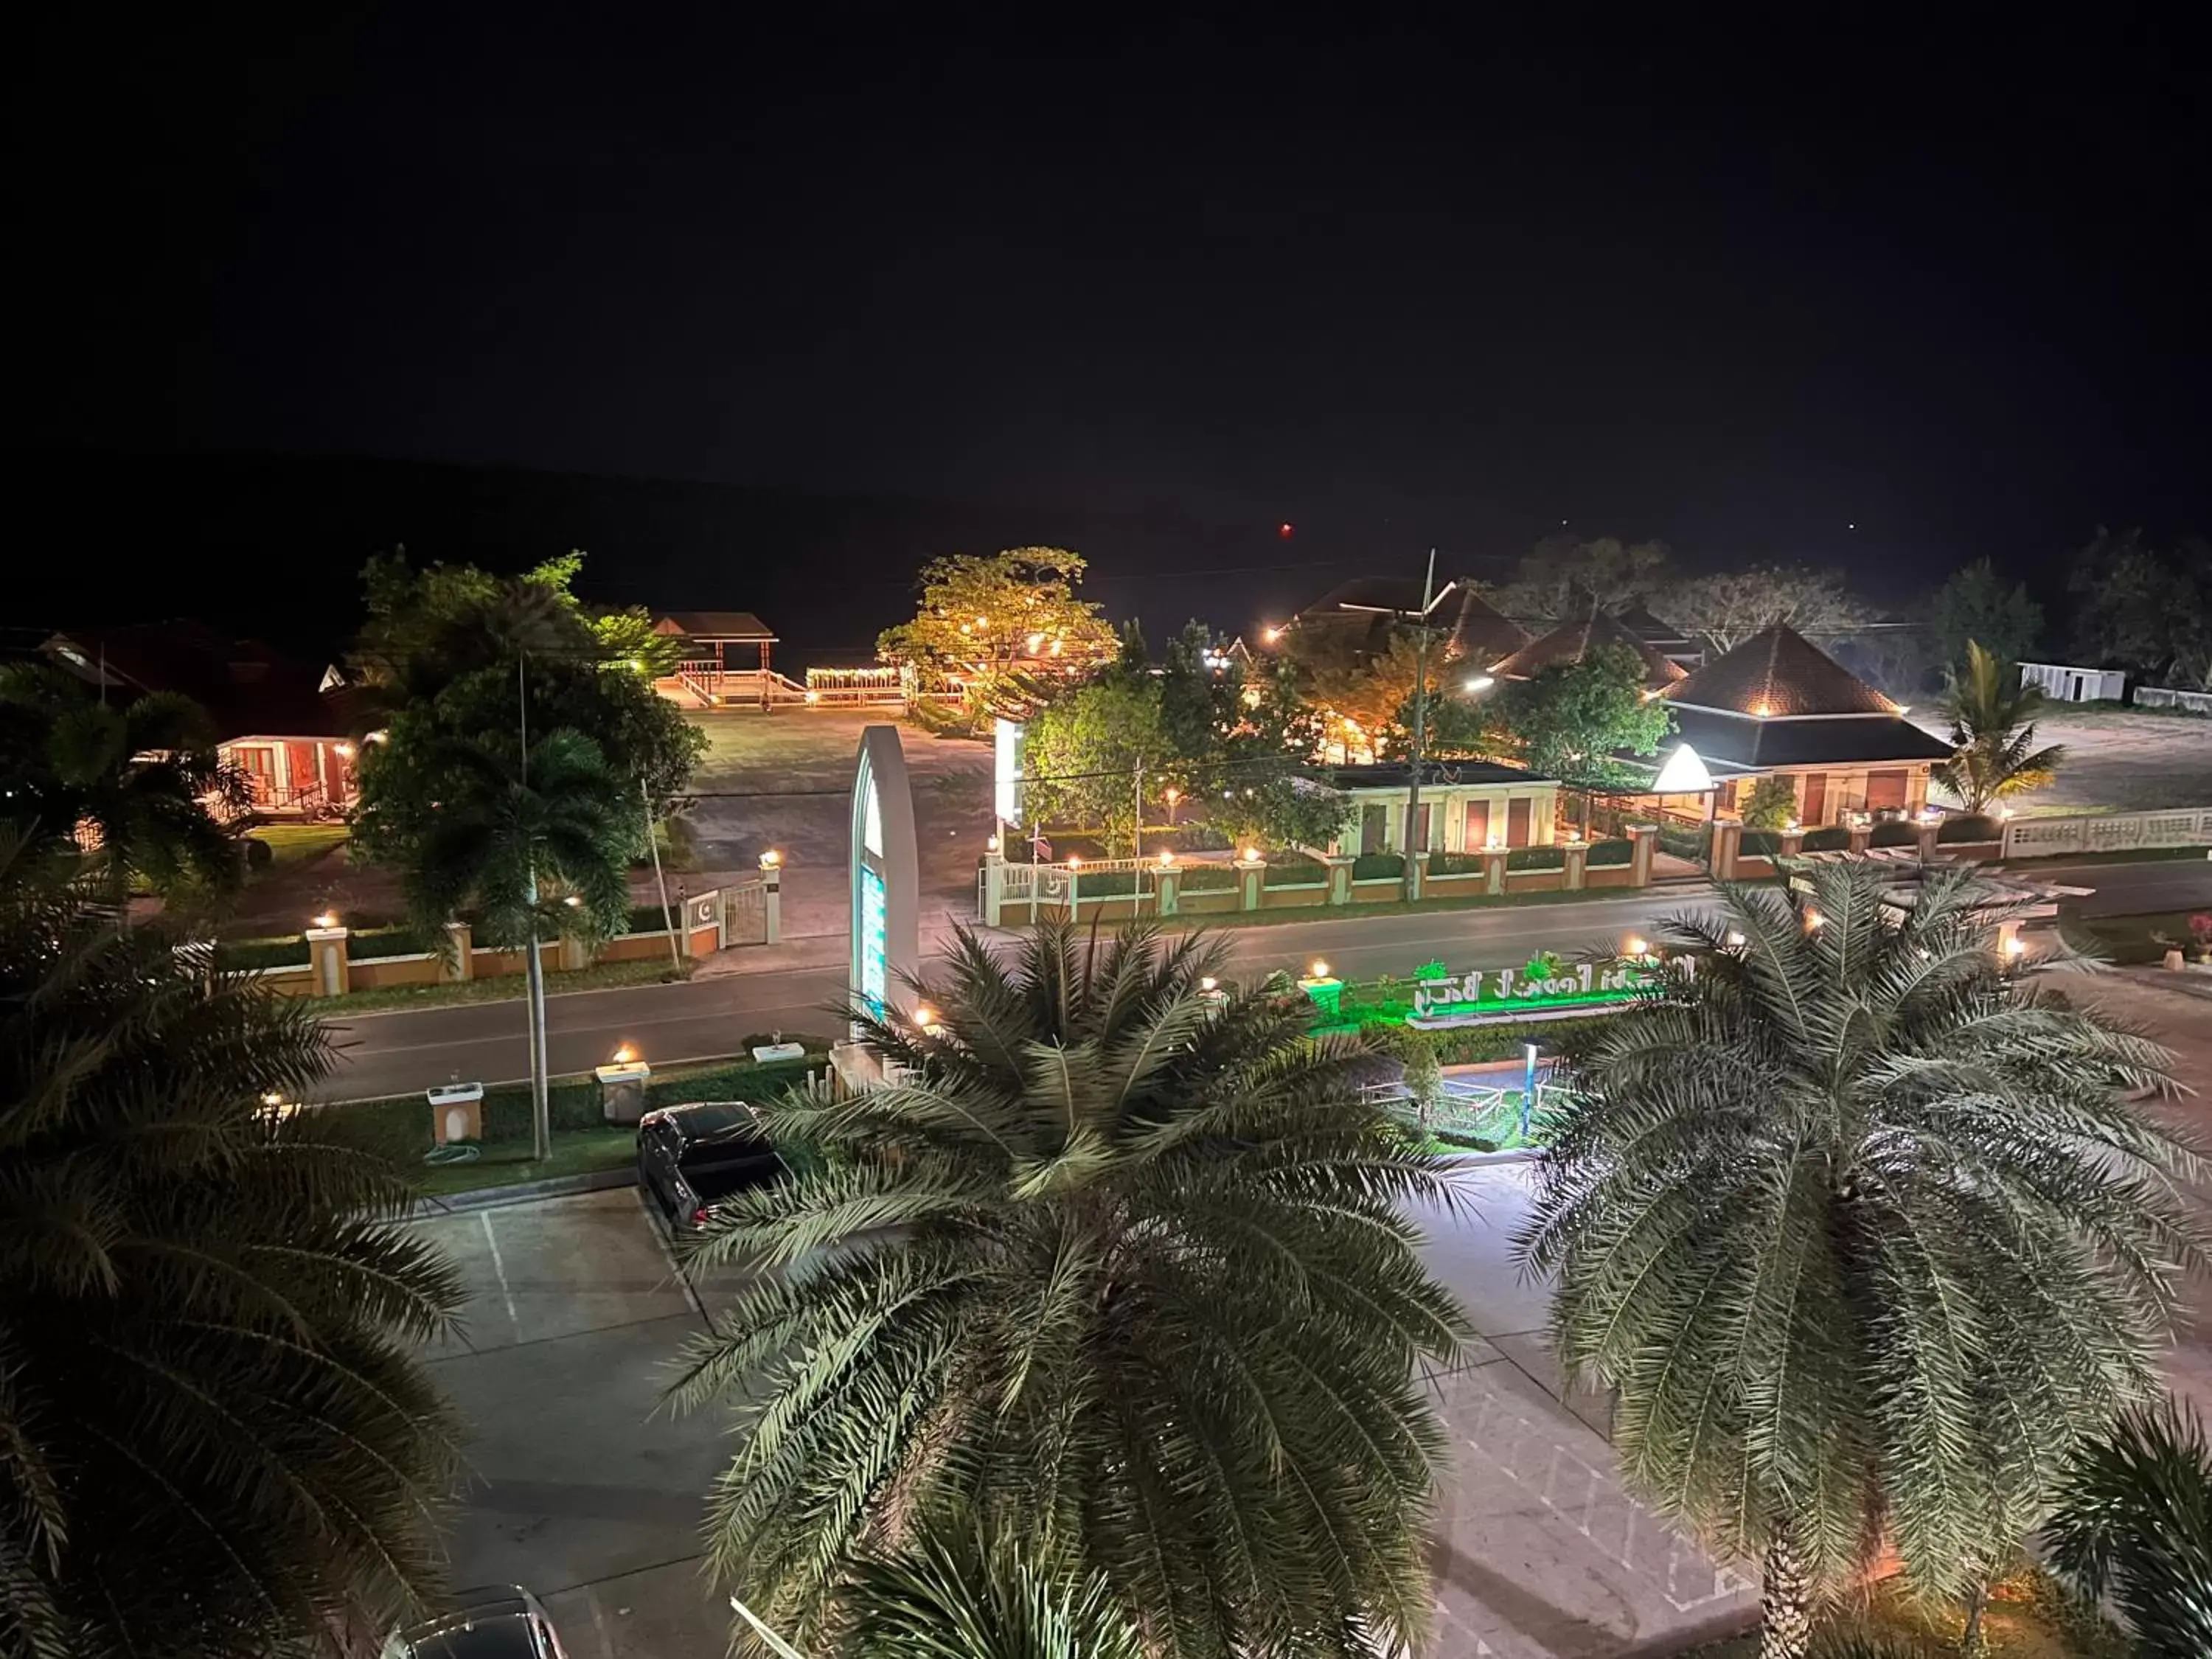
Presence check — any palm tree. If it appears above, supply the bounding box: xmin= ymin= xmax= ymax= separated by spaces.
xmin=2044 ymin=1397 xmax=2212 ymax=1658
xmin=670 ymin=920 xmax=1468 ymax=1658
xmin=395 ymin=728 xmax=633 ymax=1158
xmin=1933 ymin=640 xmax=2067 ymax=815
xmin=0 ymin=832 xmax=464 ymax=1658
xmin=0 ymin=661 xmax=248 ymax=901
xmin=1516 ymin=862 xmax=2206 ymax=1659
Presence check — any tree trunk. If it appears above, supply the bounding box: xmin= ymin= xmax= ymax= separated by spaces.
xmin=1758 ymin=1526 xmax=1813 ymax=1659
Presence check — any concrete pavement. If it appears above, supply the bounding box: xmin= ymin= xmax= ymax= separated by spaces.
xmin=319 ymin=854 xmax=2212 ymax=1103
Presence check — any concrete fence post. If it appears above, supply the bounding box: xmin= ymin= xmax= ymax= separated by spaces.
xmin=1778 ymin=827 xmax=1805 ymax=863
xmin=762 ymin=865 xmax=782 ymax=944
xmin=305 ymin=925 xmax=349 ymax=998
xmin=1562 ymin=840 xmax=1589 ymax=890
xmin=1239 ymin=858 xmax=1264 ymax=911
xmin=442 ymin=920 xmax=473 ymax=982
xmin=1627 ymin=824 xmax=1658 ymax=886
xmin=1409 ymin=848 xmax=1430 ymax=901
xmin=1155 ymin=863 xmax=1180 ymax=917
xmin=1712 ymin=820 xmax=1742 ymax=880
xmin=1484 ymin=849 xmax=1508 ymax=896
xmin=1848 ymin=815 xmax=1871 ymax=856
xmin=1323 ymin=852 xmax=1354 ymax=905
xmin=1915 ymin=818 xmax=1941 ymax=862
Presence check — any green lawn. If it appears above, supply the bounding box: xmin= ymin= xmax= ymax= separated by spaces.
xmin=417 ymin=1125 xmax=639 ymax=1195
xmin=244 ymin=824 xmax=353 ymax=865
xmin=2073 ymin=910 xmax=2210 ymax=966
xmin=302 ymin=954 xmax=695 ymax=1013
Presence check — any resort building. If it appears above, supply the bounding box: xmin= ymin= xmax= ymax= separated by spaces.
xmin=1487 ymin=607 xmax=1688 ymax=692
xmin=1320 ymin=760 xmax=1561 ymax=855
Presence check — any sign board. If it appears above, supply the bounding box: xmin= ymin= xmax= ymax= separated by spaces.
xmin=1404 ymin=953 xmax=1662 ymax=1028
xmin=993 ymin=717 xmax=1025 ymax=827
xmin=849 ymin=726 xmax=919 ymax=1020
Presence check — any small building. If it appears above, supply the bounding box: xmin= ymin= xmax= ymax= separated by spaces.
xmin=650 ymin=611 xmax=779 ymax=675
xmin=41 ymin=622 xmax=358 ymax=815
xmin=2018 ymin=661 xmax=2126 ymax=703
xmin=1648 ymin=624 xmax=1953 ymax=824
xmin=1320 ymin=760 xmax=1560 ymax=856
xmin=1487 ymin=607 xmax=1688 ymax=692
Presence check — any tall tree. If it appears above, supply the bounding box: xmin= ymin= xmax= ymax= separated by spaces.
xmin=1517 ymin=864 xmax=2205 ymax=1659
xmin=876 ymin=548 xmax=1118 ymax=725
xmin=1489 ymin=644 xmax=1673 ymax=826
xmin=2045 ymin=1399 xmax=2212 ymax=1658
xmin=1016 ymin=677 xmax=1174 ymax=854
xmin=1663 ymin=565 xmax=1868 ymax=654
xmin=1488 ymin=535 xmax=1674 ymax=626
xmin=1933 ymin=640 xmax=2067 ymax=814
xmin=348 ymin=549 xmax=706 ymax=871
xmin=0 ymin=662 xmax=248 ymax=903
xmin=1924 ymin=558 xmax=2042 ymax=677
xmin=0 ymin=834 xmax=463 ymax=1658
xmin=672 ymin=921 xmax=1467 ymax=1658
xmin=398 ymin=729 xmax=634 ymax=1158
xmin=2066 ymin=528 xmax=2211 ymax=684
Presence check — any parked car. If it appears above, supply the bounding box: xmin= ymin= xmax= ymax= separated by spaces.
xmin=386 ymin=1585 xmax=568 ymax=1658
xmin=636 ymin=1099 xmax=785 ymax=1233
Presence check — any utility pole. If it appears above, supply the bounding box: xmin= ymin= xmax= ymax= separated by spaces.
xmin=1133 ymin=754 xmax=1144 ymax=861
xmin=1402 ymin=548 xmax=1437 ymax=902
xmin=518 ymin=654 xmax=550 ymax=1161
xmin=641 ymin=774 xmax=682 ymax=971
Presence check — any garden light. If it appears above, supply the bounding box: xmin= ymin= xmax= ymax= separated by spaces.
xmin=759 ymin=849 xmax=783 ymax=869
xmin=1241 ymin=846 xmax=1262 ymax=863
xmin=1067 ymin=855 xmax=1082 ymax=870
xmin=311 ymin=911 xmax=338 ymax=929
xmin=1200 ymin=976 xmax=1217 ymax=992
xmin=1262 ymin=625 xmax=1282 ymax=642
xmin=1464 ymin=675 xmax=1494 ymax=692
xmin=564 ymin=894 xmax=583 ymax=907
xmin=1310 ymin=960 xmax=1329 ymax=979
xmin=1804 ymin=908 xmax=1825 ymax=931
xmin=986 ymin=833 xmax=1001 ymax=852
xmin=1158 ymin=850 xmax=1175 ymax=867
xmin=335 ymin=741 xmax=355 ymax=758
xmin=611 ymin=1044 xmax=639 ymax=1064
xmin=1624 ymin=936 xmax=1648 ymax=958
xmin=913 ymin=1005 xmax=938 ymax=1029
xmin=2004 ymin=936 xmax=2026 ymax=957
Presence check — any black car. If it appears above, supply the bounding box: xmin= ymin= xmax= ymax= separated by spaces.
xmin=636 ymin=1099 xmax=785 ymax=1232
xmin=386 ymin=1585 xmax=567 ymax=1658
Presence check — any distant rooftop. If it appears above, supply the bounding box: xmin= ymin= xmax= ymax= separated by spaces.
xmin=651 ymin=610 xmax=777 ymax=642
xmin=42 ymin=621 xmax=349 ymax=740
xmin=1327 ymin=759 xmax=1551 ymax=790
xmin=1301 ymin=577 xmax=1461 ymax=619
xmin=1488 ymin=610 xmax=1686 ymax=688
xmin=1663 ymin=623 xmax=1896 ymax=718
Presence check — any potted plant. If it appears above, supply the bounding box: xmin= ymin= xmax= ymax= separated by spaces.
xmin=2190 ymin=913 xmax=2212 ymax=967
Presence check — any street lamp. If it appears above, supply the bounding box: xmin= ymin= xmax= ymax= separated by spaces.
xmin=1464 ymin=675 xmax=1494 ymax=693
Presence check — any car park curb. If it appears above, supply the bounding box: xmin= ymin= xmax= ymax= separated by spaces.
xmin=408 ymin=1165 xmax=639 ymax=1217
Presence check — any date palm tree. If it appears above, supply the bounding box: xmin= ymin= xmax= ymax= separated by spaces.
xmin=2045 ymin=1397 xmax=2212 ymax=1658
xmin=1517 ymin=861 xmax=2205 ymax=1659
xmin=0 ymin=832 xmax=464 ymax=1658
xmin=672 ymin=920 xmax=1468 ymax=1658
xmin=1933 ymin=640 xmax=2067 ymax=814
xmin=395 ymin=728 xmax=632 ymax=1158
xmin=0 ymin=661 xmax=248 ymax=901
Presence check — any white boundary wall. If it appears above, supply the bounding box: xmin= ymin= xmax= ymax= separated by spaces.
xmin=2002 ymin=806 xmax=2212 ymax=858
xmin=2135 ymin=686 xmax=2212 ymax=715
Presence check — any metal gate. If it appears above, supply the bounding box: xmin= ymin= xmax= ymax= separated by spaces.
xmin=720 ymin=879 xmax=767 ymax=948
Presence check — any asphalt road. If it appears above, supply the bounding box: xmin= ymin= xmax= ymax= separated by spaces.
xmin=321 ymin=854 xmax=2212 ymax=1102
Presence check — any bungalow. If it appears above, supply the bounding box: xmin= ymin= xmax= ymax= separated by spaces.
xmin=1641 ymin=623 xmax=1954 ymax=826
xmin=1487 ymin=607 xmax=1687 ymax=692
xmin=1284 ymin=577 xmax=1529 ymax=667
xmin=1319 ymin=760 xmax=1560 ymax=856
xmin=42 ymin=622 xmax=358 ymax=816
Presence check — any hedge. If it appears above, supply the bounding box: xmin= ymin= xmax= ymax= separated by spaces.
xmin=1428 ymin=850 xmax=1486 ymax=876
xmin=1739 ymin=829 xmax=1781 ymax=857
xmin=320 ymin=1046 xmax=836 ymax=1164
xmin=625 ymin=902 xmax=681 ymax=936
xmin=1870 ymin=820 xmax=1919 ymax=848
xmin=1071 ymin=870 xmax=1138 ymax=897
xmin=1177 ymin=863 xmax=1239 ymax=892
xmin=347 ymin=925 xmax=437 ymax=960
xmin=218 ymin=936 xmax=311 ymax=971
xmin=1936 ymin=814 xmax=2000 ymax=844
xmin=1800 ymin=826 xmax=1851 ymax=852
xmin=1587 ymin=838 xmax=1634 ymax=866
xmin=1506 ymin=846 xmax=1565 ymax=871
xmin=1264 ymin=855 xmax=1326 ymax=888
xmin=1352 ymin=852 xmax=1404 ymax=880
xmin=1368 ymin=1012 xmax=1625 ymax=1068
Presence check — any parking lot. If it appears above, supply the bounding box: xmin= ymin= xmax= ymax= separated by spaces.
xmin=414 ymin=1172 xmax=1755 ymax=1658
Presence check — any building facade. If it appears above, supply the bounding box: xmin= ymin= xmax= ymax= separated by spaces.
xmin=2018 ymin=661 xmax=2126 ymax=703
xmin=1320 ymin=761 xmax=1560 ymax=855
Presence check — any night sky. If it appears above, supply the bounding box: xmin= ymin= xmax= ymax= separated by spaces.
xmin=14 ymin=7 xmax=2210 ymax=653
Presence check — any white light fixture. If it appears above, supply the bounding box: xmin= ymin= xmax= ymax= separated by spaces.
xmin=759 ymin=849 xmax=783 ymax=869
xmin=1464 ymin=674 xmax=1495 ymax=693
xmin=1649 ymin=742 xmax=1714 ymax=795
xmin=1309 ymin=959 xmax=1330 ymax=979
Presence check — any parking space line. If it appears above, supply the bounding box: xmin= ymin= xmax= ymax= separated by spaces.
xmin=637 ymin=1187 xmax=714 ymax=1332
xmin=479 ymin=1211 xmax=521 ymax=1332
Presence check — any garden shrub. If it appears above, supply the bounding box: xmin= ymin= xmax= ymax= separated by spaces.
xmin=347 ymin=925 xmax=437 ymax=960
xmin=1935 ymin=813 xmax=1999 ymax=844
xmin=625 ymin=902 xmax=681 ymax=936
xmin=1800 ymin=825 xmax=1851 ymax=852
xmin=1263 ymin=854 xmax=1325 ymax=887
xmin=243 ymin=838 xmax=274 ymax=871
xmin=1176 ymin=863 xmax=1239 ymax=892
xmin=1869 ymin=819 xmax=1919 ymax=848
xmin=1739 ymin=829 xmax=1781 ymax=858
xmin=1506 ymin=846 xmax=1565 ymax=871
xmin=1073 ymin=870 xmax=1137 ymax=897
xmin=217 ymin=936 xmax=311 ymax=972
xmin=1586 ymin=838 xmax=1633 ymax=866
xmin=1351 ymin=852 xmax=1404 ymax=880
xmin=1427 ymin=850 xmax=1486 ymax=876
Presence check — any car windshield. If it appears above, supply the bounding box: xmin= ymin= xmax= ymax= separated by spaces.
xmin=670 ymin=1102 xmax=765 ymax=1150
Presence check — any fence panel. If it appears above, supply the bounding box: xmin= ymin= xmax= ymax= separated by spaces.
xmin=2000 ymin=807 xmax=2212 ymax=859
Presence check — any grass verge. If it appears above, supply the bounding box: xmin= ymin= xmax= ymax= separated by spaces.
xmin=1159 ymin=883 xmax=1676 ymax=932
xmin=306 ymin=955 xmax=695 ymax=1014
xmin=2003 ymin=846 xmax=2209 ymax=868
xmin=417 ymin=1126 xmax=639 ymax=1195
xmin=2071 ymin=910 xmax=2209 ymax=966
xmin=244 ymin=824 xmax=353 ymax=864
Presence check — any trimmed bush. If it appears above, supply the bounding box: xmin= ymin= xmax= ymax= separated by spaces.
xmin=1404 ymin=1013 xmax=1624 ymax=1067
xmin=1352 ymin=852 xmax=1404 ymax=881
xmin=347 ymin=925 xmax=437 ymax=960
xmin=1586 ymin=838 xmax=1634 ymax=866
xmin=1506 ymin=846 xmax=1565 ymax=871
xmin=1870 ymin=820 xmax=1919 ymax=848
xmin=243 ymin=838 xmax=274 ymax=871
xmin=1427 ymin=850 xmax=1486 ymax=877
xmin=1072 ymin=870 xmax=1138 ymax=897
xmin=217 ymin=936 xmax=310 ymax=972
xmin=1263 ymin=855 xmax=1325 ymax=888
xmin=625 ymin=902 xmax=681 ymax=936
xmin=1801 ymin=826 xmax=1851 ymax=852
xmin=1176 ymin=863 xmax=1239 ymax=892
xmin=1739 ymin=829 xmax=1781 ymax=858
xmin=1936 ymin=813 xmax=2000 ymax=844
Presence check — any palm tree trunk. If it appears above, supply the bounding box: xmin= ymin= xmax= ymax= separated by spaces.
xmin=1758 ymin=1525 xmax=1813 ymax=1659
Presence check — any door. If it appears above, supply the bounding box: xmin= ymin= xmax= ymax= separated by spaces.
xmin=234 ymin=745 xmax=278 ymax=806
xmin=1801 ymin=773 xmax=1828 ymax=826
xmin=1506 ymin=797 xmax=1532 ymax=847
xmin=2071 ymin=674 xmax=2084 ymax=700
xmin=1408 ymin=803 xmax=1433 ymax=852
xmin=1865 ymin=770 xmax=1907 ymax=812
xmin=1463 ymin=799 xmax=1489 ymax=849
xmin=1360 ymin=804 xmax=1386 ymax=854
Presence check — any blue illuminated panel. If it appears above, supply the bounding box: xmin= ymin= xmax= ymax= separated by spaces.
xmin=859 ymin=864 xmax=888 ymax=1012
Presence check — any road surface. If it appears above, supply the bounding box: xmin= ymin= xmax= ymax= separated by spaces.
xmin=320 ymin=854 xmax=2212 ymax=1101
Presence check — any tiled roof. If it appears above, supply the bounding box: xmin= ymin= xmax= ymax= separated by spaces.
xmin=1329 ymin=759 xmax=1551 ymax=790
xmin=1613 ymin=602 xmax=1701 ymax=661
xmin=1666 ymin=705 xmax=1953 ymax=768
xmin=1444 ymin=588 xmax=1529 ymax=665
xmin=43 ymin=622 xmax=349 ymax=741
xmin=652 ymin=610 xmax=777 ymax=641
xmin=1488 ymin=610 xmax=1686 ymax=688
xmin=1662 ymin=624 xmax=1895 ymax=717
xmin=1298 ymin=577 xmax=1460 ymax=620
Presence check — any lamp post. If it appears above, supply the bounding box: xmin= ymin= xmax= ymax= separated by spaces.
xmin=1402 ymin=548 xmax=1438 ymax=902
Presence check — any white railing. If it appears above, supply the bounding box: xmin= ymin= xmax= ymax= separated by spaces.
xmin=2134 ymin=686 xmax=2212 ymax=715
xmin=2001 ymin=806 xmax=2212 ymax=859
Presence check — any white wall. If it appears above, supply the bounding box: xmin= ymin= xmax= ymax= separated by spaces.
xmin=2019 ymin=662 xmax=2125 ymax=703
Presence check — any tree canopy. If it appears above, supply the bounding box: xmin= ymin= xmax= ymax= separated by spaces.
xmin=876 ymin=548 xmax=1118 ymax=721
xmin=1662 ymin=564 xmax=1867 ymax=654
xmin=1935 ymin=640 xmax=2066 ymax=813
xmin=1924 ymin=557 xmax=2042 ymax=677
xmin=1487 ymin=535 xmax=1674 ymax=625
xmin=2067 ymin=528 xmax=2212 ymax=689
xmin=347 ymin=549 xmax=705 ymax=871
xmin=1488 ymin=645 xmax=1672 ymax=793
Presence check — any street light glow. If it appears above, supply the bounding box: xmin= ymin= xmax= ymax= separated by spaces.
xmin=1464 ymin=675 xmax=1494 ymax=692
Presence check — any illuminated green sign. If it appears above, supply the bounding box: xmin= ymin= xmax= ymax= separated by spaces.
xmin=1402 ymin=951 xmax=1660 ymax=1026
